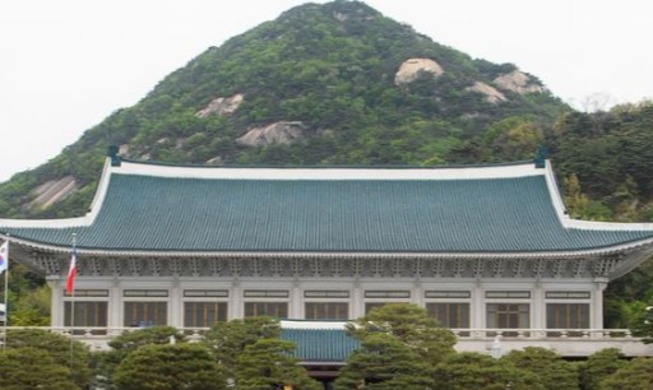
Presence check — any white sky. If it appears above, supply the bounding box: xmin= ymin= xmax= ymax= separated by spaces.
xmin=1 ymin=0 xmax=651 ymax=182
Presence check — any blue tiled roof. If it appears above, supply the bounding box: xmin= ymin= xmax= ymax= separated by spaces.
xmin=2 ymin=163 xmax=653 ymax=252
xmin=281 ymin=328 xmax=359 ymax=362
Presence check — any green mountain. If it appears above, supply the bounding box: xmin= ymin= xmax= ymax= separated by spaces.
xmin=0 ymin=0 xmax=568 ymax=219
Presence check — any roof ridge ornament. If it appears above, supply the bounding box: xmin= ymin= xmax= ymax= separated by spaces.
xmin=534 ymin=146 xmax=548 ymax=169
xmin=107 ymin=145 xmax=122 ymax=167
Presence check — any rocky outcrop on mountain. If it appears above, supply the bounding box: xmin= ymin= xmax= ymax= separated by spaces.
xmin=236 ymin=121 xmax=307 ymax=147
xmin=493 ymin=70 xmax=544 ymax=94
xmin=466 ymin=81 xmax=507 ymax=104
xmin=394 ymin=58 xmax=444 ymax=86
xmin=195 ymin=94 xmax=244 ymax=118
xmin=29 ymin=176 xmax=77 ymax=209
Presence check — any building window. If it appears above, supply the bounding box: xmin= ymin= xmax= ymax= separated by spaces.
xmin=123 ymin=289 xmax=169 ymax=297
xmin=545 ymin=291 xmax=591 ymax=299
xmin=244 ymin=302 xmax=288 ymax=318
xmin=64 ymin=289 xmax=109 ymax=297
xmin=486 ymin=304 xmax=530 ymax=329
xmin=304 ymin=290 xmax=350 ymax=298
xmin=485 ymin=291 xmax=531 ymax=299
xmin=426 ymin=303 xmax=470 ymax=328
xmin=243 ymin=290 xmax=289 ymax=298
xmin=124 ymin=302 xmax=167 ymax=327
xmin=184 ymin=302 xmax=228 ymax=327
xmin=546 ymin=303 xmax=589 ymax=329
xmin=425 ymin=291 xmax=471 ymax=299
xmin=365 ymin=302 xmax=387 ymax=314
xmin=184 ymin=290 xmax=229 ymax=298
xmin=364 ymin=291 xmax=410 ymax=299
xmin=305 ymin=303 xmax=349 ymax=320
xmin=64 ymin=302 xmax=108 ymax=333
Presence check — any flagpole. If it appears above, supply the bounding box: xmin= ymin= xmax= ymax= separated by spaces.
xmin=2 ymin=234 xmax=9 ymax=351
xmin=69 ymin=233 xmax=76 ymax=368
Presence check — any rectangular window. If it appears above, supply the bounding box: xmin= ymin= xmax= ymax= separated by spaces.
xmin=64 ymin=289 xmax=109 ymax=297
xmin=305 ymin=303 xmax=349 ymax=320
xmin=545 ymin=291 xmax=591 ymax=299
xmin=304 ymin=290 xmax=350 ymax=298
xmin=364 ymin=290 xmax=410 ymax=299
xmin=64 ymin=302 xmax=108 ymax=334
xmin=184 ymin=290 xmax=229 ymax=298
xmin=244 ymin=302 xmax=288 ymax=318
xmin=485 ymin=291 xmax=530 ymax=299
xmin=425 ymin=291 xmax=471 ymax=299
xmin=123 ymin=290 xmax=169 ymax=297
xmin=365 ymin=302 xmax=387 ymax=314
xmin=124 ymin=302 xmax=167 ymax=327
xmin=546 ymin=303 xmax=590 ymax=329
xmin=426 ymin=303 xmax=470 ymax=328
xmin=486 ymin=304 xmax=530 ymax=329
xmin=184 ymin=302 xmax=228 ymax=327
xmin=243 ymin=290 xmax=289 ymax=298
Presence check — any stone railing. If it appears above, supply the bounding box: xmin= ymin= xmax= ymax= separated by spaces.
xmin=1 ymin=326 xmax=651 ymax=357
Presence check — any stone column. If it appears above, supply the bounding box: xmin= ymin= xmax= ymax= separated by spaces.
xmin=170 ymin=279 xmax=181 ymax=328
xmin=47 ymin=279 xmax=63 ymax=327
xmin=592 ymin=278 xmax=608 ymax=335
xmin=532 ymin=281 xmax=544 ymax=330
xmin=231 ymin=280 xmax=242 ymax=319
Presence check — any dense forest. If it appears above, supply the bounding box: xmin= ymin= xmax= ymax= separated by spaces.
xmin=1 ymin=0 xmax=652 ymax=328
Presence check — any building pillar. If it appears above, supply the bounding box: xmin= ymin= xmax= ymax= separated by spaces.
xmin=592 ymin=278 xmax=608 ymax=331
xmin=231 ymin=281 xmax=242 ymax=319
xmin=291 ymin=280 xmax=302 ymax=319
xmin=532 ymin=282 xmax=544 ymax=330
xmin=109 ymin=278 xmax=121 ymax=335
xmin=47 ymin=279 xmax=63 ymax=327
xmin=352 ymin=280 xmax=363 ymax=318
xmin=170 ymin=280 xmax=181 ymax=328
xmin=414 ymin=280 xmax=424 ymax=308
xmin=472 ymin=281 xmax=484 ymax=329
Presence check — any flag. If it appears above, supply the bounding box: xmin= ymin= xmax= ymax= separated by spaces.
xmin=65 ymin=246 xmax=77 ymax=294
xmin=0 ymin=241 xmax=7 ymax=275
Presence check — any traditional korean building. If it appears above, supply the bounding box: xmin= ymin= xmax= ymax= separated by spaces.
xmin=2 ymin=151 xmax=653 ymax=350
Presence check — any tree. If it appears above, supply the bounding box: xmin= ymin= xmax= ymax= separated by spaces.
xmin=334 ymin=333 xmax=434 ymax=389
xmin=0 ymin=347 xmax=78 ymax=389
xmin=433 ymin=352 xmax=543 ymax=390
xmin=579 ymin=348 xmax=626 ymax=390
xmin=5 ymin=328 xmax=91 ymax=388
xmin=598 ymin=357 xmax=653 ymax=390
xmin=502 ymin=347 xmax=579 ymax=390
xmin=113 ymin=343 xmax=227 ymax=390
xmin=235 ymin=338 xmax=321 ymax=390
xmin=336 ymin=304 xmax=456 ymax=389
xmin=202 ymin=316 xmax=280 ymax=377
xmin=346 ymin=303 xmax=456 ymax=363
xmin=97 ymin=326 xmax=186 ymax=388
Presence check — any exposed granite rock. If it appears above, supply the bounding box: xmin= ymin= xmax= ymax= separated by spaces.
xmin=236 ymin=121 xmax=307 ymax=147
xmin=394 ymin=58 xmax=444 ymax=86
xmin=195 ymin=93 xmax=244 ymax=118
xmin=466 ymin=81 xmax=507 ymax=104
xmin=493 ymin=70 xmax=545 ymax=94
xmin=29 ymin=176 xmax=77 ymax=209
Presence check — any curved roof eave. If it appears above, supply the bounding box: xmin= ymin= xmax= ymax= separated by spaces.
xmin=4 ymin=233 xmax=653 ymax=260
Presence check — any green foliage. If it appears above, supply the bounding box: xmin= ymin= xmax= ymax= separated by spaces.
xmin=97 ymin=326 xmax=187 ymax=387
xmin=4 ymin=328 xmax=91 ymax=388
xmin=0 ymin=347 xmax=78 ymax=389
xmin=113 ymin=343 xmax=227 ymax=390
xmin=235 ymin=338 xmax=321 ymax=390
xmin=346 ymin=303 xmax=456 ymax=363
xmin=202 ymin=316 xmax=280 ymax=378
xmin=579 ymin=348 xmax=626 ymax=390
xmin=335 ymin=333 xmax=434 ymax=389
xmin=598 ymin=357 xmax=653 ymax=390
xmin=502 ymin=347 xmax=579 ymax=390
xmin=433 ymin=352 xmax=543 ymax=390
xmin=337 ymin=303 xmax=456 ymax=389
